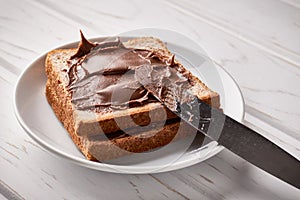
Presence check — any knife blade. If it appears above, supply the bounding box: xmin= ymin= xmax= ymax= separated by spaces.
xmin=135 ymin=64 xmax=300 ymax=189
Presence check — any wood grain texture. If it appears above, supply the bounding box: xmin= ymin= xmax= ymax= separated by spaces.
xmin=1 ymin=0 xmax=300 ymax=199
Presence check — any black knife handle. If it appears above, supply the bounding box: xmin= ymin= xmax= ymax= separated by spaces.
xmin=217 ymin=115 xmax=300 ymax=189
xmin=192 ymin=100 xmax=300 ymax=189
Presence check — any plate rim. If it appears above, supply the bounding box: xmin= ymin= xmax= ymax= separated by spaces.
xmin=13 ymin=36 xmax=245 ymax=174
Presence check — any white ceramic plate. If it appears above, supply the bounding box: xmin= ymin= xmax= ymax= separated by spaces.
xmin=14 ymin=36 xmax=244 ymax=174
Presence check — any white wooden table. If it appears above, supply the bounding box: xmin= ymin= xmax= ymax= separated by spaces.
xmin=1 ymin=0 xmax=300 ymax=199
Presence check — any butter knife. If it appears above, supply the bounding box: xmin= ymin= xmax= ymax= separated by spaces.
xmin=135 ymin=64 xmax=300 ymax=189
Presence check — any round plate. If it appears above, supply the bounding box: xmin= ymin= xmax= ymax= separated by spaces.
xmin=14 ymin=36 xmax=244 ymax=174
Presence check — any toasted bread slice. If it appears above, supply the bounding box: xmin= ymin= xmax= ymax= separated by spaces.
xmin=45 ymin=37 xmax=219 ymax=161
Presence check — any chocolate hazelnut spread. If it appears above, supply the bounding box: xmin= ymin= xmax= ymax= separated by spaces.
xmin=66 ymin=33 xmax=190 ymax=111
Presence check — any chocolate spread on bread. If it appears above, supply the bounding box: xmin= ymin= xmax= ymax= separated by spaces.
xmin=66 ymin=33 xmax=192 ymax=112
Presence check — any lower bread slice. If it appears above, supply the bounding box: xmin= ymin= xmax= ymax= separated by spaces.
xmin=86 ymin=121 xmax=204 ymax=161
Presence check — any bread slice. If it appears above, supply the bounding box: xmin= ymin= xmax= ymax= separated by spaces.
xmin=45 ymin=36 xmax=220 ymax=161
